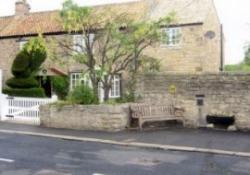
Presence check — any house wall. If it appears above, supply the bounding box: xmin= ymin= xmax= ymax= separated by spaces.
xmin=0 ymin=34 xmax=77 ymax=84
xmin=144 ymin=9 xmax=221 ymax=73
xmin=0 ymin=38 xmax=19 ymax=83
xmin=0 ymin=13 xmax=221 ymax=85
xmin=201 ymin=0 xmax=222 ymax=72
xmin=144 ymin=24 xmax=207 ymax=73
xmin=135 ymin=73 xmax=250 ymax=131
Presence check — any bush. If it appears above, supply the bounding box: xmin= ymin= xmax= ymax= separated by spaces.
xmin=68 ymin=85 xmax=99 ymax=105
xmin=5 ymin=36 xmax=47 ymax=98
xmin=6 ymin=77 xmax=39 ymax=88
xmin=3 ymin=88 xmax=46 ymax=98
xmin=11 ymin=51 xmax=31 ymax=78
xmin=51 ymin=76 xmax=69 ymax=100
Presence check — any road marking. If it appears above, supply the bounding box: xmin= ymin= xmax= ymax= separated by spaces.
xmin=0 ymin=158 xmax=14 ymax=163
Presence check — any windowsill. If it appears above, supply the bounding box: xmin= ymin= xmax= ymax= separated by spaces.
xmin=109 ymin=96 xmax=121 ymax=99
xmin=160 ymin=44 xmax=182 ymax=49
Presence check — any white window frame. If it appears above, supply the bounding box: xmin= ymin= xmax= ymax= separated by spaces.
xmin=72 ymin=34 xmax=95 ymax=53
xmin=161 ymin=27 xmax=181 ymax=47
xmin=19 ymin=40 xmax=28 ymax=50
xmin=73 ymin=34 xmax=85 ymax=53
xmin=70 ymin=72 xmax=91 ymax=90
xmin=70 ymin=72 xmax=121 ymax=102
xmin=109 ymin=75 xmax=121 ymax=98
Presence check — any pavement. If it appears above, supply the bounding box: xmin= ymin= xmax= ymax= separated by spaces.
xmin=0 ymin=132 xmax=250 ymax=175
xmin=1 ymin=122 xmax=250 ymax=157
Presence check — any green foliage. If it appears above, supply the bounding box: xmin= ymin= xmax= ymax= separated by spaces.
xmin=56 ymin=0 xmax=173 ymax=101
xmin=244 ymin=46 xmax=250 ymax=65
xmin=67 ymin=85 xmax=99 ymax=105
xmin=11 ymin=51 xmax=31 ymax=78
xmin=3 ymin=88 xmax=46 ymax=98
xmin=139 ymin=56 xmax=161 ymax=73
xmin=6 ymin=77 xmax=39 ymax=88
xmin=12 ymin=37 xmax=47 ymax=78
xmin=51 ymin=76 xmax=69 ymax=100
xmin=5 ymin=36 xmax=48 ymax=98
xmin=224 ymin=63 xmax=250 ymax=72
xmin=103 ymin=92 xmax=135 ymax=104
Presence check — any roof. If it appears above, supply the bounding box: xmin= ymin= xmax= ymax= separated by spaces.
xmin=0 ymin=0 xmax=215 ymax=38
xmin=0 ymin=11 xmax=63 ymax=38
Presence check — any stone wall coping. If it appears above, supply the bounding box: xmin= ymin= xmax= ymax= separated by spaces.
xmin=139 ymin=72 xmax=250 ymax=76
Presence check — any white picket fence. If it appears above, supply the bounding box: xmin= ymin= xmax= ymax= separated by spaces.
xmin=0 ymin=69 xmax=58 ymax=125
xmin=1 ymin=95 xmax=57 ymax=125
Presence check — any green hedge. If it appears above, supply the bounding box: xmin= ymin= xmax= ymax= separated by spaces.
xmin=6 ymin=77 xmax=39 ymax=89
xmin=11 ymin=51 xmax=31 ymax=78
xmin=51 ymin=76 xmax=69 ymax=100
xmin=3 ymin=88 xmax=46 ymax=98
xmin=67 ymin=85 xmax=99 ymax=105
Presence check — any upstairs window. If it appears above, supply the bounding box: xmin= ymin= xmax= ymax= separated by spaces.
xmin=162 ymin=27 xmax=181 ymax=46
xmin=72 ymin=34 xmax=95 ymax=53
xmin=19 ymin=40 xmax=28 ymax=50
xmin=73 ymin=34 xmax=85 ymax=53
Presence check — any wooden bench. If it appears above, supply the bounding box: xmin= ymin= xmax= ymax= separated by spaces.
xmin=130 ymin=104 xmax=184 ymax=130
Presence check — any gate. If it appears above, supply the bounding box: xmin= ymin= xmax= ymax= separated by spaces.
xmin=1 ymin=95 xmax=57 ymax=125
xmin=0 ymin=69 xmax=58 ymax=125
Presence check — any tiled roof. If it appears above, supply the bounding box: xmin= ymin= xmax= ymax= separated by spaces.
xmin=0 ymin=0 xmax=214 ymax=38
xmin=0 ymin=11 xmax=63 ymax=38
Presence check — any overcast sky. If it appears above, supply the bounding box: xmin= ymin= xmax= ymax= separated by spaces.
xmin=0 ymin=0 xmax=250 ymax=65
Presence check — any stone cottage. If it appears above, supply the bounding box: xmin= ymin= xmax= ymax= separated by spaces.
xmin=0 ymin=0 xmax=223 ymax=99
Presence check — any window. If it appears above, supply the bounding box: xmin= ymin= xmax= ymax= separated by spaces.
xmin=73 ymin=34 xmax=95 ymax=53
xmin=162 ymin=27 xmax=181 ymax=46
xmin=70 ymin=73 xmax=121 ymax=99
xmin=19 ymin=40 xmax=28 ymax=50
xmin=109 ymin=75 xmax=121 ymax=98
xmin=73 ymin=35 xmax=85 ymax=53
xmin=70 ymin=72 xmax=91 ymax=90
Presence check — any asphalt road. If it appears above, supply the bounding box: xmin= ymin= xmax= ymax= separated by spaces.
xmin=0 ymin=133 xmax=249 ymax=175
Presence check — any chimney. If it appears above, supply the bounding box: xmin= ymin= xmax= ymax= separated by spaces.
xmin=15 ymin=0 xmax=30 ymax=16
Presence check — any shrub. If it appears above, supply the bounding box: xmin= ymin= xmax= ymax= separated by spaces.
xmin=11 ymin=51 xmax=31 ymax=78
xmin=3 ymin=88 xmax=46 ymax=98
xmin=68 ymin=85 xmax=99 ymax=105
xmin=6 ymin=77 xmax=39 ymax=88
xmin=5 ymin=36 xmax=47 ymax=98
xmin=51 ymin=76 xmax=69 ymax=100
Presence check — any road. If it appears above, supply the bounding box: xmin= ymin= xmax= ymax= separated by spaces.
xmin=0 ymin=133 xmax=249 ymax=175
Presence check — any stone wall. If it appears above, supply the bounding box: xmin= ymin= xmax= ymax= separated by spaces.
xmin=40 ymin=104 xmax=130 ymax=132
xmin=135 ymin=73 xmax=250 ymax=131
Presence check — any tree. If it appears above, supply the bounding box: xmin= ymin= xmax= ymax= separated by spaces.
xmin=244 ymin=45 xmax=250 ymax=65
xmin=51 ymin=0 xmax=173 ymax=101
xmin=3 ymin=36 xmax=47 ymax=97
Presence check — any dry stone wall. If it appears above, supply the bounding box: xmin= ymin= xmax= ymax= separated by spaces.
xmin=40 ymin=104 xmax=130 ymax=132
xmin=135 ymin=73 xmax=250 ymax=130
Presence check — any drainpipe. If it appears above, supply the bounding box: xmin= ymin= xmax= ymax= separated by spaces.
xmin=220 ymin=24 xmax=224 ymax=71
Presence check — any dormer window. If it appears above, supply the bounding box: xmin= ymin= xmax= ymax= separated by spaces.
xmin=162 ymin=27 xmax=181 ymax=46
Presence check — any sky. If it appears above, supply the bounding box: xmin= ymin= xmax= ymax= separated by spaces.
xmin=0 ymin=0 xmax=250 ymax=65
